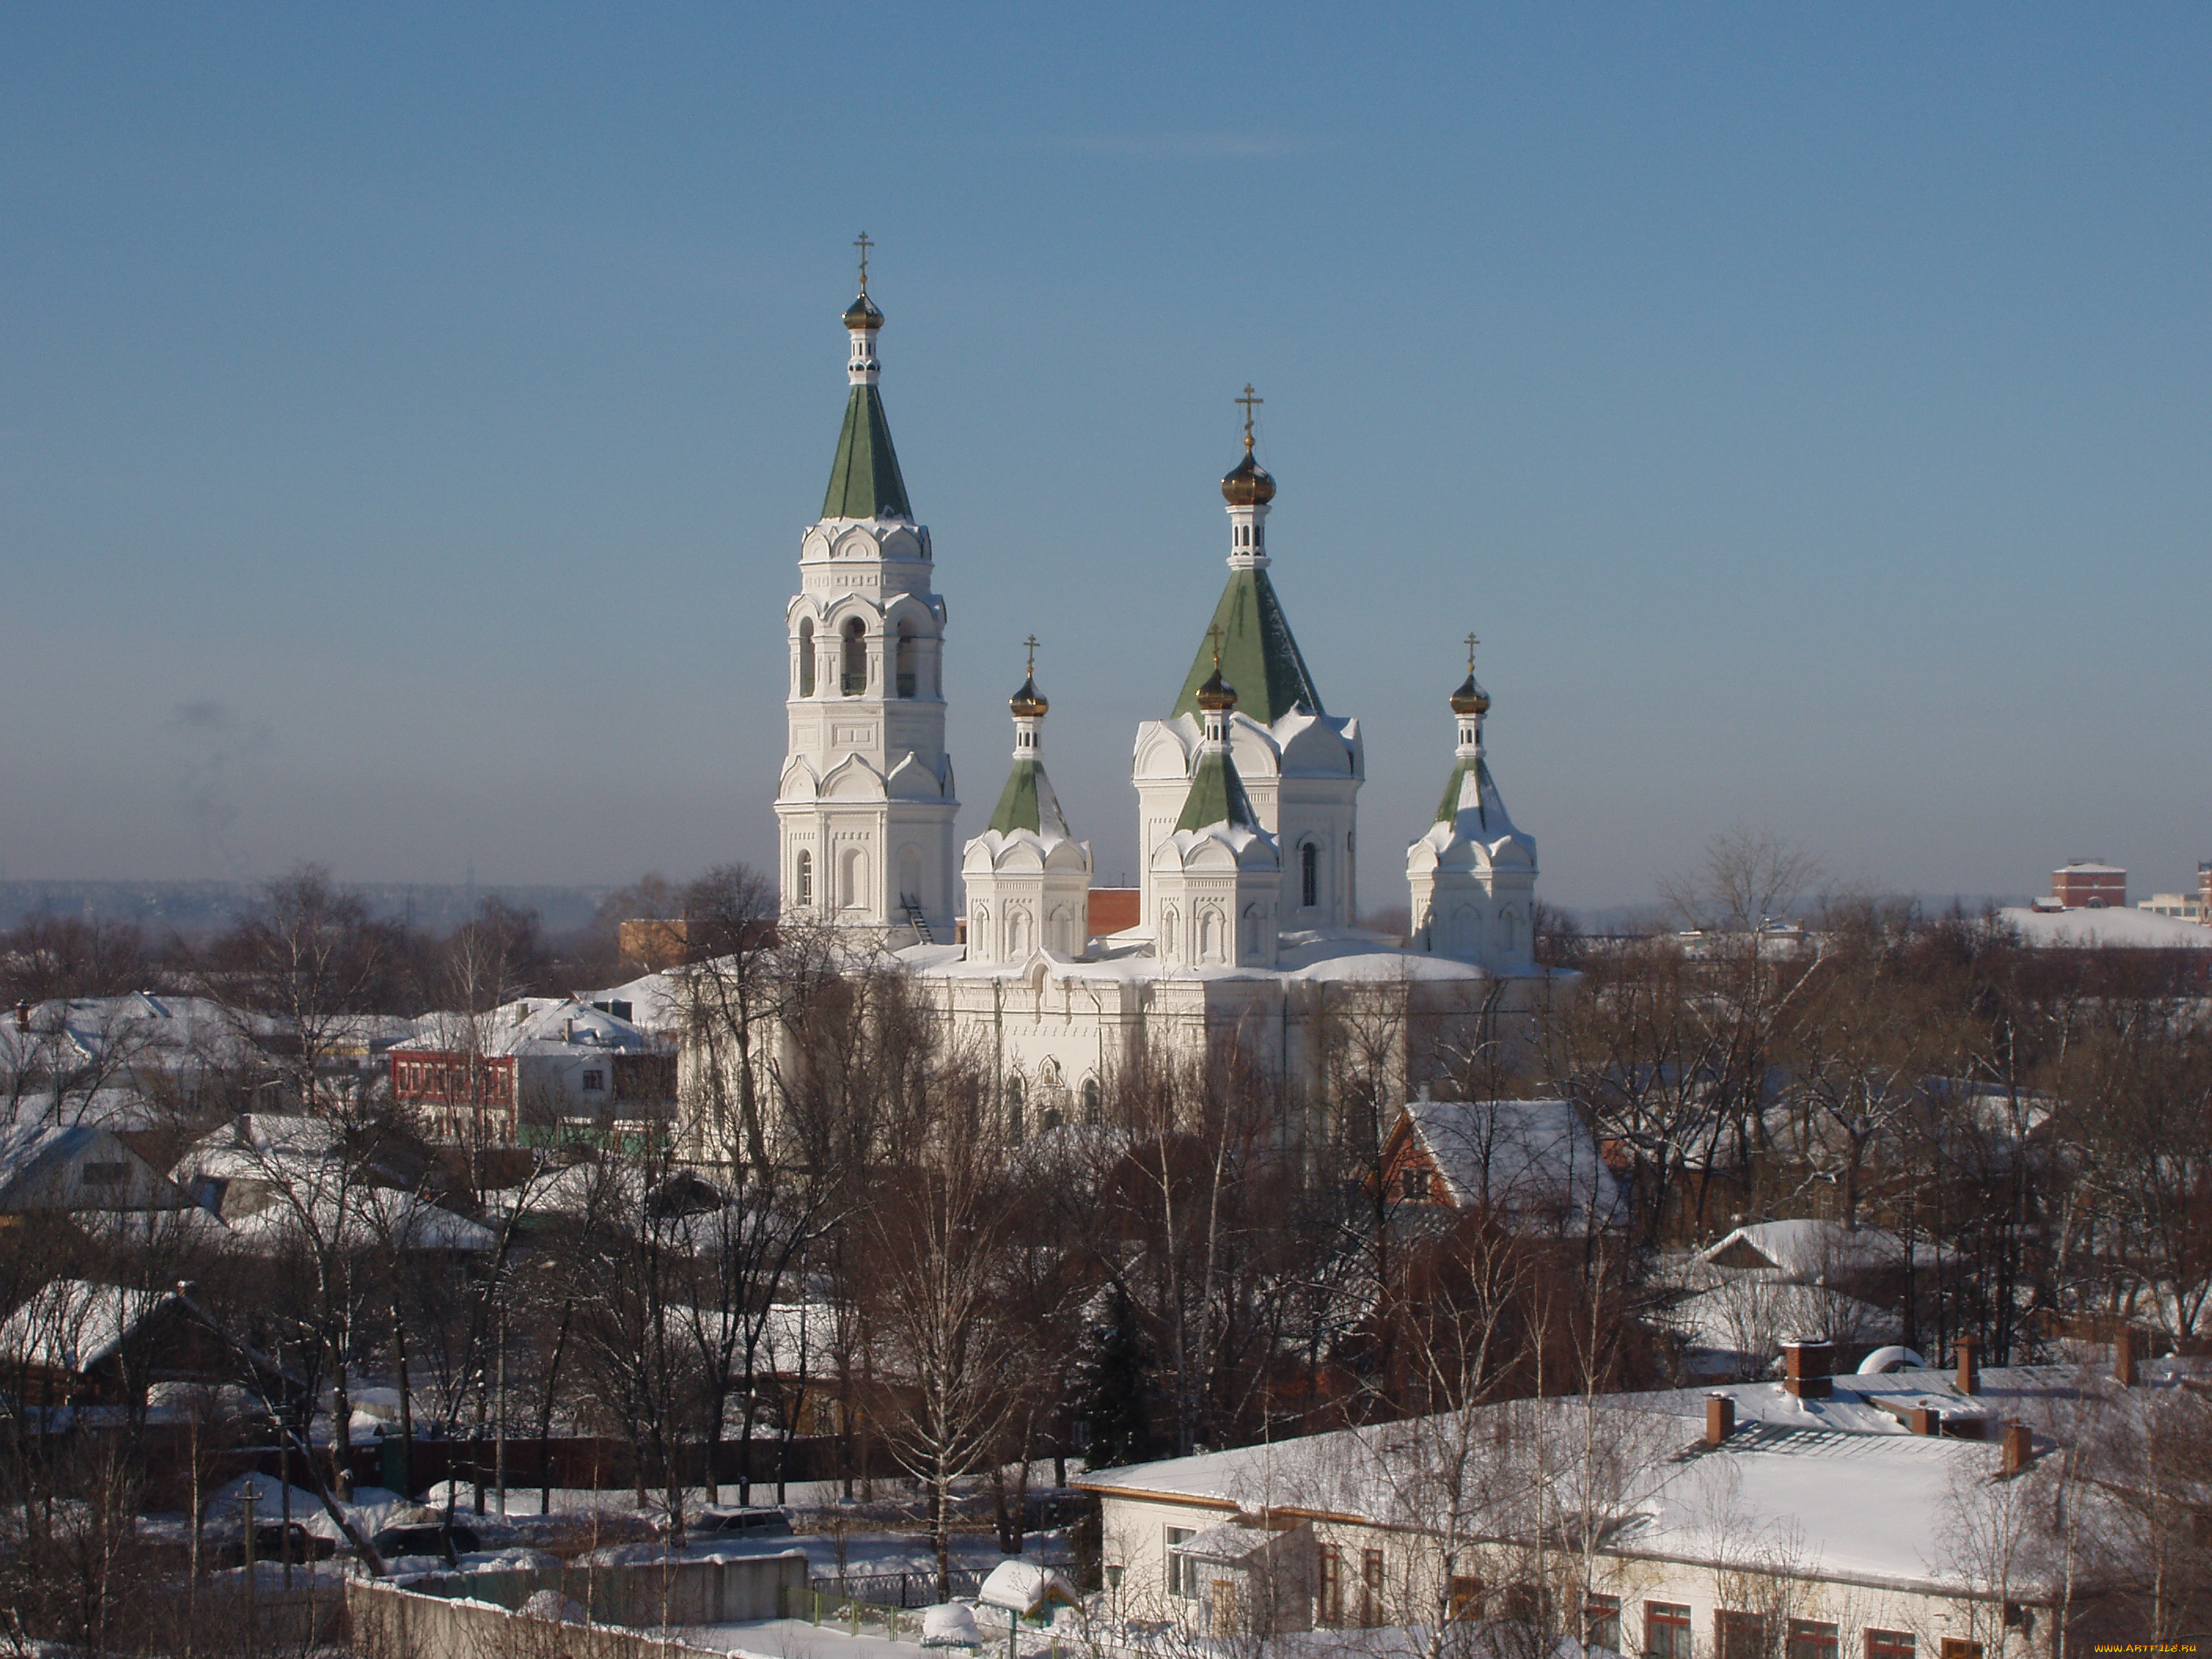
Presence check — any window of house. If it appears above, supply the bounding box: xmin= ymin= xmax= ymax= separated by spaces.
xmin=581 ymin=1071 xmax=605 ymax=1092
xmin=1646 ymin=1602 xmax=1693 ymax=1659
xmin=1585 ymin=1594 xmax=1621 ymax=1652
xmin=1789 ymin=1621 xmax=1838 ymax=1659
xmin=81 ymin=1162 xmax=127 ymax=1186
xmin=1448 ymin=1577 xmax=1484 ymax=1621
xmin=1866 ymin=1633 xmax=1916 ymax=1659
xmin=1361 ymin=1548 xmax=1385 ymax=1628
xmin=1939 ymin=1642 xmax=1983 ymax=1659
xmin=1717 ymin=1610 xmax=1767 ymax=1659
xmin=1317 ymin=1545 xmax=1343 ymax=1628
xmin=1401 ymin=1166 xmax=1427 ymax=1203
xmin=1302 ymin=840 xmax=1320 ymax=908
xmin=1166 ymin=1529 xmax=1196 ymax=1599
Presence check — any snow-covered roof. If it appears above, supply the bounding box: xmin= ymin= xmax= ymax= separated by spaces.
xmin=903 ymin=928 xmax=1494 ymax=988
xmin=1082 ymin=1368 xmax=2082 ymax=1597
xmin=1660 ymin=1276 xmax=1899 ymax=1361
xmin=225 ymin=1185 xmax=496 ymax=1254
xmin=0 ymin=1122 xmax=169 ymax=1208
xmin=1998 ymin=905 xmax=2210 ymax=949
xmin=1397 ymin=1099 xmax=1623 ymax=1230
xmin=0 ymin=1279 xmax=178 ymax=1372
xmin=396 ymin=996 xmax=665 ymax=1057
xmin=976 ymin=1559 xmax=1079 ymax=1613
xmin=1698 ymin=1218 xmax=1905 ymax=1282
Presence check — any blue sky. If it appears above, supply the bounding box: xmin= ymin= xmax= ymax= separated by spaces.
xmin=3 ymin=4 xmax=2208 ymax=910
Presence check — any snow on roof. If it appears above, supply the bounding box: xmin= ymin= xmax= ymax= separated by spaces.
xmin=1398 ymin=1100 xmax=1623 ymax=1229
xmin=224 ymin=1185 xmax=496 ymax=1254
xmin=397 ymin=996 xmax=665 ymax=1057
xmin=1698 ymin=1218 xmax=1905 ymax=1282
xmin=1998 ymin=905 xmax=2211 ymax=949
xmin=1659 ymin=1277 xmax=1900 ymax=1360
xmin=903 ymin=929 xmax=1495 ymax=988
xmin=1083 ymin=1371 xmax=2074 ymax=1596
xmin=582 ymin=971 xmax=680 ymax=1031
xmin=976 ymin=1559 xmax=1079 ymax=1613
xmin=0 ymin=1279 xmax=178 ymax=1372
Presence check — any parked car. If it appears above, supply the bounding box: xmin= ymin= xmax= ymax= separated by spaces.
xmin=370 ymin=1522 xmax=479 ymax=1563
xmin=688 ymin=1505 xmax=792 ymax=1537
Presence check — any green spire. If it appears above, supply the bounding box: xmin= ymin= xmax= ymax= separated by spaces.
xmin=1434 ymin=756 xmax=1496 ymax=832
xmin=1170 ymin=568 xmax=1324 ymax=723
xmin=987 ymin=759 xmax=1071 ymax=838
xmin=1174 ymin=747 xmax=1261 ymax=833
xmin=822 ymin=383 xmax=913 ymax=522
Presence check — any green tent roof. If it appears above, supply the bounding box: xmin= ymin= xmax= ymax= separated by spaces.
xmin=1174 ymin=748 xmax=1262 ymax=834
xmin=822 ymin=383 xmax=913 ymax=522
xmin=1170 ymin=568 xmax=1324 ymax=724
xmin=987 ymin=757 xmax=1071 ymax=838
xmin=1434 ymin=756 xmax=1496 ymax=831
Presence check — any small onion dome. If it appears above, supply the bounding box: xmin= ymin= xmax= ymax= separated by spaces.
xmin=843 ymin=291 xmax=884 ymax=330
xmin=1009 ymin=675 xmax=1047 ymax=719
xmin=1195 ymin=665 xmax=1239 ymax=713
xmin=1221 ymin=449 xmax=1276 ymax=507
xmin=1450 ymin=670 xmax=1491 ymax=717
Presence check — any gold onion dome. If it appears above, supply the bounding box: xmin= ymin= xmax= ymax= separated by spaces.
xmin=1196 ymin=665 xmax=1239 ymax=713
xmin=843 ymin=291 xmax=884 ymax=330
xmin=1009 ymin=675 xmax=1048 ymax=718
xmin=1221 ymin=447 xmax=1276 ymax=507
xmin=1450 ymin=670 xmax=1491 ymax=717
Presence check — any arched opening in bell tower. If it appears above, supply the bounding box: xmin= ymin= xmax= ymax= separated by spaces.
xmin=798 ymin=619 xmax=815 ymax=697
xmin=841 ymin=618 xmax=867 ymax=695
xmin=895 ymin=622 xmax=918 ymax=698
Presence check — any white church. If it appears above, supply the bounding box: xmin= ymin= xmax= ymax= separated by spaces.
xmin=767 ymin=269 xmax=1546 ymax=1124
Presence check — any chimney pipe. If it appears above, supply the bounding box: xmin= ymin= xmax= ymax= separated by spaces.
xmin=2001 ymin=1421 xmax=2034 ymax=1476
xmin=1782 ymin=1337 xmax=1834 ymax=1400
xmin=2115 ymin=1326 xmax=2141 ymax=1388
xmin=1909 ymin=1404 xmax=1942 ymax=1436
xmin=1705 ymin=1393 xmax=1734 ymax=1446
xmin=12 ymin=1002 xmax=27 ymax=1031
xmin=1955 ymin=1336 xmax=1980 ymax=1396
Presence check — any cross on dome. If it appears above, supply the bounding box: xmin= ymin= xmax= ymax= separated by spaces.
xmin=854 ymin=231 xmax=873 ymax=293
xmin=1236 ymin=384 xmax=1263 ymax=452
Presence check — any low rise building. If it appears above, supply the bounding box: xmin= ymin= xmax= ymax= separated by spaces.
xmin=391 ymin=996 xmax=676 ymax=1146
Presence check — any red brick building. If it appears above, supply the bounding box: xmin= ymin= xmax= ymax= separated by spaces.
xmin=2052 ymin=861 xmax=2126 ymax=910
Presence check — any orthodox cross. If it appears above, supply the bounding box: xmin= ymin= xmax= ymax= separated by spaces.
xmin=853 ymin=232 xmax=873 ymax=293
xmin=1236 ymin=384 xmax=1262 ymax=449
xmin=1465 ymin=632 xmax=1481 ymax=671
xmin=1024 ymin=634 xmax=1039 ymax=676
xmin=1207 ymin=621 xmax=1226 ymax=668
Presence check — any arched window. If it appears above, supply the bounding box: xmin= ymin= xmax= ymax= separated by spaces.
xmin=1081 ymin=1076 xmax=1101 ymax=1125
xmin=795 ymin=850 xmax=813 ymax=908
xmin=840 ymin=847 xmax=864 ymax=910
xmin=797 ymin=618 xmax=815 ymax=697
xmin=895 ymin=623 xmax=918 ymax=698
xmin=1199 ymin=906 xmax=1220 ymax=962
xmin=1240 ymin=903 xmax=1262 ymax=961
xmin=841 ymin=618 xmax=867 ymax=695
xmin=1301 ymin=841 xmax=1320 ymax=909
xmin=1160 ymin=905 xmax=1177 ymax=959
xmin=1007 ymin=906 xmax=1031 ymax=958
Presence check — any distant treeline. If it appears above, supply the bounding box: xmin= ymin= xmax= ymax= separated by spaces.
xmin=0 ymin=880 xmax=612 ymax=938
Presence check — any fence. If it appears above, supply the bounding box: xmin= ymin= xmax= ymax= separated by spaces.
xmin=350 ymin=1580 xmax=735 ymax=1659
xmin=814 ymin=1568 xmax=987 ymax=1608
xmin=396 ymin=1549 xmax=810 ymax=1628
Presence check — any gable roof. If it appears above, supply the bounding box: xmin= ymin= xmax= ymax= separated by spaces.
xmin=1390 ymin=1099 xmax=1623 ymax=1231
xmin=0 ymin=1279 xmax=178 ymax=1372
xmin=1171 ymin=568 xmax=1324 ymax=724
xmin=1699 ymin=1218 xmax=1906 ymax=1282
xmin=821 ymin=383 xmax=912 ymax=522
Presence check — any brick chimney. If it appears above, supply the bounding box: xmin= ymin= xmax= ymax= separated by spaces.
xmin=12 ymin=1001 xmax=27 ymax=1031
xmin=2001 ymin=1421 xmax=2034 ymax=1476
xmin=1706 ymin=1393 xmax=1734 ymax=1445
xmin=1955 ymin=1336 xmax=1979 ymax=1396
xmin=2115 ymin=1326 xmax=2141 ymax=1388
xmin=1909 ymin=1404 xmax=1942 ymax=1435
xmin=1782 ymin=1337 xmax=1834 ymax=1400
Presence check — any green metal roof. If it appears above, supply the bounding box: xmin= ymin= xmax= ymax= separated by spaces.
xmin=1170 ymin=568 xmax=1324 ymax=723
xmin=1174 ymin=748 xmax=1262 ymax=834
xmin=821 ymin=383 xmax=913 ymax=522
xmin=1434 ymin=756 xmax=1496 ymax=831
xmin=986 ymin=758 xmax=1071 ymax=838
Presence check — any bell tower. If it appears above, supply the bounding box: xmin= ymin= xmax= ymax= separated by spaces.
xmin=774 ymin=241 xmax=958 ymax=943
